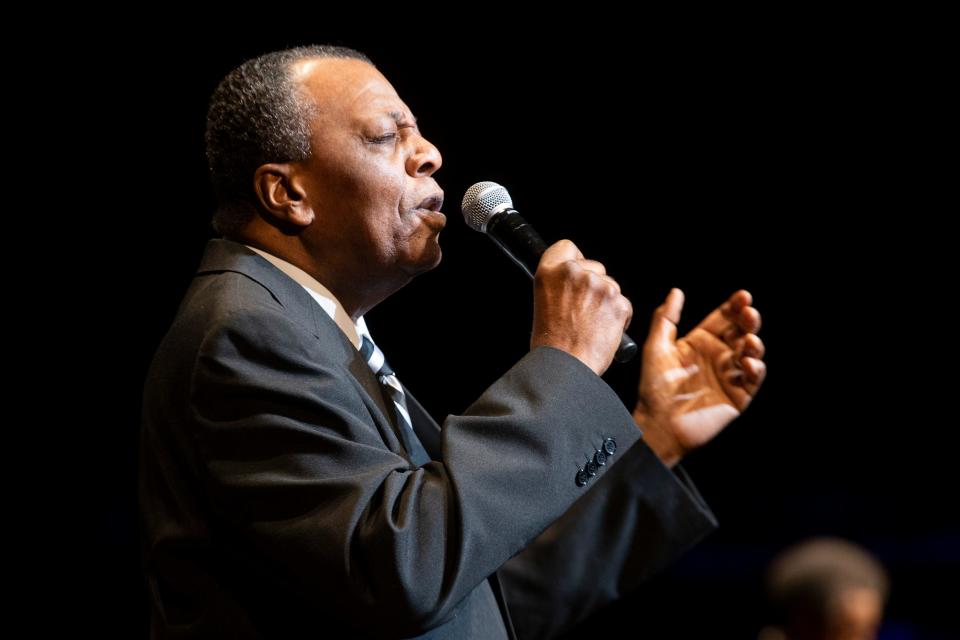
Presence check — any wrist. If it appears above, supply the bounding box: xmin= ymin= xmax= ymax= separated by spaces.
xmin=531 ymin=336 xmax=604 ymax=377
xmin=632 ymin=404 xmax=683 ymax=468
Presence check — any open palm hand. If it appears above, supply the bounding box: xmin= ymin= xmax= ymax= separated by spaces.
xmin=635 ymin=289 xmax=766 ymax=466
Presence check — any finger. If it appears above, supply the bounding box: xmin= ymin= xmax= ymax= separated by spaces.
xmin=699 ymin=289 xmax=752 ymax=338
xmin=606 ymin=276 xmax=622 ymax=296
xmin=742 ymin=357 xmax=767 ymax=392
xmin=597 ymin=273 xmax=621 ymax=295
xmin=539 ymin=239 xmax=583 ymax=269
xmin=720 ymin=307 xmax=762 ymax=347
xmin=619 ymin=295 xmax=634 ymax=331
xmin=580 ymin=263 xmax=620 ymax=294
xmin=573 ymin=258 xmax=620 ymax=294
xmin=577 ymin=259 xmax=606 ymax=276
xmin=734 ymin=334 xmax=766 ymax=361
xmin=646 ymin=287 xmax=684 ymax=348
xmin=724 ymin=289 xmax=752 ymax=316
xmin=738 ymin=306 xmax=762 ymax=334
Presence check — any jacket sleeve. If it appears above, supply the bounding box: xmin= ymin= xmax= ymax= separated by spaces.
xmin=495 ymin=441 xmax=718 ymax=640
xmin=188 ymin=304 xmax=647 ymax=637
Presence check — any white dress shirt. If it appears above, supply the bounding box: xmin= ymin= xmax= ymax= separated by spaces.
xmin=244 ymin=245 xmax=371 ymax=350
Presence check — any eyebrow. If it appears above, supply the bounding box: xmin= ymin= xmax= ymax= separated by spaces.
xmin=388 ymin=111 xmax=418 ymax=125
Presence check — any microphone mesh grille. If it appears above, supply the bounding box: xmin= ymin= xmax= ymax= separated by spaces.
xmin=461 ymin=181 xmax=513 ymax=232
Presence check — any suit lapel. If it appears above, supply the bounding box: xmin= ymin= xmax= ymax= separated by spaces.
xmin=299 ymin=295 xmax=419 ymax=465
xmin=194 ymin=238 xmax=411 ymax=461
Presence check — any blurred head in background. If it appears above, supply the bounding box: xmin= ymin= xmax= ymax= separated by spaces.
xmin=759 ymin=537 xmax=889 ymax=640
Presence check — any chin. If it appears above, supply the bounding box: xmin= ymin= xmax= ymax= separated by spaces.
xmin=401 ymin=243 xmax=443 ymax=277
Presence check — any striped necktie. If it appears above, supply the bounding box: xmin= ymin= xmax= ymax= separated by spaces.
xmin=360 ymin=335 xmax=431 ymax=466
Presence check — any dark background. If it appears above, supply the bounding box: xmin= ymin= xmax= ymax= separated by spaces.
xmin=81 ymin=18 xmax=954 ymax=639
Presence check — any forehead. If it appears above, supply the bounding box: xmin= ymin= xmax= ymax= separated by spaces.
xmin=291 ymin=57 xmax=411 ymax=123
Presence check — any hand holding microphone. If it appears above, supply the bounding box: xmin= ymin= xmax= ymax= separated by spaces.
xmin=461 ymin=181 xmax=638 ymax=375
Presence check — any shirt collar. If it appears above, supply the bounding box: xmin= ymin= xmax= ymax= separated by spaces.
xmin=244 ymin=245 xmax=370 ymax=350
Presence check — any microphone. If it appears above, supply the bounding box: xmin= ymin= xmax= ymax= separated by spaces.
xmin=461 ymin=181 xmax=638 ymax=363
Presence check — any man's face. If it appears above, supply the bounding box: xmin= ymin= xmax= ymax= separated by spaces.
xmin=291 ymin=57 xmax=445 ymax=281
xmin=824 ymin=587 xmax=883 ymax=640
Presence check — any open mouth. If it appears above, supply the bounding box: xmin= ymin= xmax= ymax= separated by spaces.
xmin=413 ymin=193 xmax=446 ymax=231
xmin=416 ymin=193 xmax=444 ymax=212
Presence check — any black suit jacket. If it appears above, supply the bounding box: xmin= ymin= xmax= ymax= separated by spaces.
xmin=139 ymin=239 xmax=718 ymax=639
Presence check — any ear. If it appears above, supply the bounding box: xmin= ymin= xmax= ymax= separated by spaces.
xmin=252 ymin=163 xmax=315 ymax=228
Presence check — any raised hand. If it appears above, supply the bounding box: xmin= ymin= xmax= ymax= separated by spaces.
xmin=634 ymin=288 xmax=766 ymax=467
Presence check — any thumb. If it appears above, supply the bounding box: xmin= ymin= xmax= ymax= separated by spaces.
xmin=538 ymin=239 xmax=583 ymax=270
xmin=646 ymin=288 xmax=684 ymax=348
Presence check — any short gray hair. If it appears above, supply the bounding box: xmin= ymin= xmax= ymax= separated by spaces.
xmin=204 ymin=45 xmax=372 ymax=237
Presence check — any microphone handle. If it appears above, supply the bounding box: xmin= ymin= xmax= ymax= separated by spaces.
xmin=487 ymin=210 xmax=638 ymax=363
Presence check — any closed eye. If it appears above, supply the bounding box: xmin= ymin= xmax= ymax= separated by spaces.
xmin=369 ymin=132 xmax=397 ymax=144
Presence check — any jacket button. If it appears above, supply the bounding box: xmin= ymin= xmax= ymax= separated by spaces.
xmin=602 ymin=437 xmax=617 ymax=456
xmin=575 ymin=469 xmax=590 ymax=487
xmin=585 ymin=460 xmax=599 ymax=476
xmin=594 ymin=449 xmax=607 ymax=466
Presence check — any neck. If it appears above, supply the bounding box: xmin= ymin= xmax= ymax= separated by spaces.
xmin=233 ymin=234 xmax=409 ymax=322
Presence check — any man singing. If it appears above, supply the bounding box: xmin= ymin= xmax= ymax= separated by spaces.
xmin=139 ymin=44 xmax=767 ymax=639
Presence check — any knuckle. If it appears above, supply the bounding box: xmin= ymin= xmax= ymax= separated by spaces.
xmin=586 ymin=259 xmax=607 ymax=275
xmin=559 ymin=259 xmax=580 ymax=276
xmin=552 ymin=239 xmax=579 ymax=256
xmin=580 ymin=267 xmax=598 ymax=282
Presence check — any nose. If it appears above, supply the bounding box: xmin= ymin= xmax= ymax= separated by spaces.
xmin=407 ymin=133 xmax=442 ymax=178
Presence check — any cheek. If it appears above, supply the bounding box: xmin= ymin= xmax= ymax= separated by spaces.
xmin=312 ymin=142 xmax=412 ymax=258
xmin=355 ymin=166 xmax=412 ymax=258
xmin=363 ymin=168 xmax=410 ymax=230
xmin=319 ymin=139 xmax=405 ymax=205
